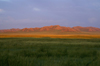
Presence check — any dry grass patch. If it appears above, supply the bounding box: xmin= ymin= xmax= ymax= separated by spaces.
xmin=0 ymin=34 xmax=100 ymax=39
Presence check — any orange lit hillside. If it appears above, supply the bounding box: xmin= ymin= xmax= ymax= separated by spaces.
xmin=0 ymin=25 xmax=100 ymax=33
xmin=0 ymin=25 xmax=100 ymax=38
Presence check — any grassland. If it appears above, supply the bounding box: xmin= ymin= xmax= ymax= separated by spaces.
xmin=0 ymin=38 xmax=100 ymax=66
xmin=1 ymin=34 xmax=100 ymax=39
xmin=0 ymin=32 xmax=100 ymax=39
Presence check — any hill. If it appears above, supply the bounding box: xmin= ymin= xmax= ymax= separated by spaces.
xmin=0 ymin=25 xmax=100 ymax=33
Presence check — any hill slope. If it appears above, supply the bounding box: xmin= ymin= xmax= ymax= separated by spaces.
xmin=0 ymin=25 xmax=100 ymax=33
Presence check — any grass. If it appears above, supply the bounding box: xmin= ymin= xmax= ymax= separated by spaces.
xmin=0 ymin=32 xmax=100 ymax=38
xmin=0 ymin=38 xmax=100 ymax=66
xmin=0 ymin=34 xmax=100 ymax=38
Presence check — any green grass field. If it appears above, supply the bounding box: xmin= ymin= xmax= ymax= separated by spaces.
xmin=0 ymin=38 xmax=100 ymax=66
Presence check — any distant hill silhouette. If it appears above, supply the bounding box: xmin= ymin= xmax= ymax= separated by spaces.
xmin=0 ymin=25 xmax=100 ymax=33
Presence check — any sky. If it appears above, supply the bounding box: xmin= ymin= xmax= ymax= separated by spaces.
xmin=0 ymin=0 xmax=100 ymax=29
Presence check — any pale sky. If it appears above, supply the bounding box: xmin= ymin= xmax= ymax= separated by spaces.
xmin=0 ymin=0 xmax=100 ymax=29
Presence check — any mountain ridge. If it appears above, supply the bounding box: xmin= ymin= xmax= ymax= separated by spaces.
xmin=0 ymin=25 xmax=100 ymax=33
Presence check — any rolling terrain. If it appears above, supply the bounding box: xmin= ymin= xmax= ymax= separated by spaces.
xmin=0 ymin=25 xmax=100 ymax=33
xmin=0 ymin=25 xmax=100 ymax=38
